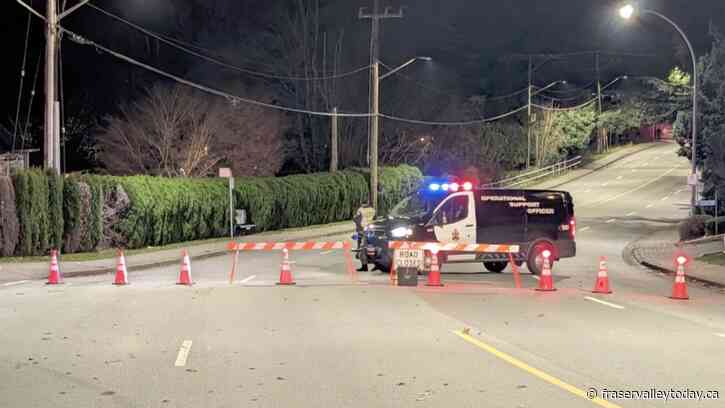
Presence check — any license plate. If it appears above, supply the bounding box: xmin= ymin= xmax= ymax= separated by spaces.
xmin=395 ymin=249 xmax=424 ymax=269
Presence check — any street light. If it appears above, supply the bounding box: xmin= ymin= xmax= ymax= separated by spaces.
xmin=619 ymin=3 xmax=698 ymax=214
xmin=369 ymin=56 xmax=432 ymax=211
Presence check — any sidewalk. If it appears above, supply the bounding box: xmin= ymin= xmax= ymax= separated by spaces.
xmin=533 ymin=142 xmax=662 ymax=189
xmin=629 ymin=228 xmax=725 ymax=287
xmin=0 ymin=222 xmax=354 ymax=284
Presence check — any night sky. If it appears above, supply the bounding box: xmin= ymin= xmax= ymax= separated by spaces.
xmin=3 ymin=0 xmax=725 ymax=135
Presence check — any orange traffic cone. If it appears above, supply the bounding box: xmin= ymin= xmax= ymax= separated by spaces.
xmin=536 ymin=251 xmax=556 ymax=292
xmin=592 ymin=256 xmax=613 ymax=294
xmin=426 ymin=251 xmax=444 ymax=287
xmin=46 ymin=249 xmax=63 ymax=285
xmin=113 ymin=249 xmax=129 ymax=285
xmin=670 ymin=259 xmax=689 ymax=300
xmin=177 ymin=250 xmax=193 ymax=285
xmin=277 ymin=249 xmax=296 ymax=285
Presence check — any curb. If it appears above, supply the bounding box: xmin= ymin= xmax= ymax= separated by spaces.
xmin=546 ymin=143 xmax=661 ymax=189
xmin=629 ymin=241 xmax=725 ymax=289
xmin=60 ymin=228 xmax=355 ymax=280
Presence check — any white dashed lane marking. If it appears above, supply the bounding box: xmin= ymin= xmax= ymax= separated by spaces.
xmin=626 ymin=212 xmax=637 ymax=217
xmin=584 ymin=296 xmax=625 ymax=310
xmin=660 ymin=196 xmax=670 ymax=201
xmin=646 ymin=204 xmax=654 ymax=208
xmin=240 ymin=275 xmax=257 ymax=283
xmin=606 ymin=219 xmax=616 ymax=224
xmin=174 ymin=340 xmax=193 ymax=367
xmin=579 ymin=226 xmax=591 ymax=232
xmin=2 ymin=280 xmax=29 ymax=287
xmin=715 ymin=333 xmax=725 ymax=338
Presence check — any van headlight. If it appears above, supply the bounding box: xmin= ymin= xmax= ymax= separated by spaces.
xmin=391 ymin=227 xmax=413 ymax=238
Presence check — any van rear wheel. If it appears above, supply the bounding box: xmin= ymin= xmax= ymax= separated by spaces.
xmin=483 ymin=261 xmax=508 ymax=273
xmin=527 ymin=242 xmax=555 ymax=275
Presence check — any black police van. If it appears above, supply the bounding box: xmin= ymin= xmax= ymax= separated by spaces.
xmin=363 ymin=181 xmax=576 ymax=275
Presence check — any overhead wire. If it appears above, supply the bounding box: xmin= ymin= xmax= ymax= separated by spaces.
xmin=61 ymin=27 xmax=372 ymax=118
xmin=378 ymin=61 xmax=530 ymax=102
xmin=532 ymin=97 xmax=599 ymax=112
xmin=380 ymin=105 xmax=528 ymax=126
xmin=86 ymin=2 xmax=372 ymax=81
xmin=13 ymin=2 xmax=33 ymax=151
xmin=21 ymin=50 xmax=42 ymax=152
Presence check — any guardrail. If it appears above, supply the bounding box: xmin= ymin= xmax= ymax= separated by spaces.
xmin=482 ymin=156 xmax=583 ymax=188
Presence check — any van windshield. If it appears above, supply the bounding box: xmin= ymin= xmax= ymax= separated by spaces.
xmin=390 ymin=192 xmax=443 ymax=219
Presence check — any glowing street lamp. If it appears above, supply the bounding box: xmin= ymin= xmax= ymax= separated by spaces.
xmin=619 ymin=4 xmax=635 ymax=19
xmin=619 ymin=3 xmax=699 ymax=215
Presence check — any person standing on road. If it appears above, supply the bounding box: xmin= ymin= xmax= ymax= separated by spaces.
xmin=354 ymin=202 xmax=376 ymax=271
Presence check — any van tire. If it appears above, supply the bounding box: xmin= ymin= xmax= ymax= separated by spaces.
xmin=527 ymin=241 xmax=556 ymax=275
xmin=375 ymin=262 xmax=391 ymax=273
xmin=483 ymin=261 xmax=508 ymax=273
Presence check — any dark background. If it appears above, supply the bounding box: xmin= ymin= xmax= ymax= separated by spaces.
xmin=2 ymin=0 xmax=724 ymax=168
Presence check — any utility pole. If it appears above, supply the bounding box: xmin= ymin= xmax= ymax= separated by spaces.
xmin=15 ymin=0 xmax=92 ymax=173
xmin=45 ymin=0 xmax=58 ymax=171
xmin=359 ymin=1 xmax=403 ymax=211
xmin=527 ymin=56 xmax=533 ymax=169
xmin=330 ymin=107 xmax=338 ymax=172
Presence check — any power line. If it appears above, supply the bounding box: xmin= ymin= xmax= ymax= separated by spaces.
xmin=532 ymin=97 xmax=599 ymax=112
xmin=21 ymin=50 xmax=42 ymax=152
xmin=87 ymin=2 xmax=372 ymax=82
xmin=380 ymin=105 xmax=528 ymax=126
xmin=61 ymin=27 xmax=372 ymax=118
xmin=13 ymin=3 xmax=33 ymax=151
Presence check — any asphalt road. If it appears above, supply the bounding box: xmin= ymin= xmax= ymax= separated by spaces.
xmin=2 ymin=143 xmax=724 ymax=408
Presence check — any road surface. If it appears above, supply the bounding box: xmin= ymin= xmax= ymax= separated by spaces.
xmin=2 ymin=143 xmax=723 ymax=408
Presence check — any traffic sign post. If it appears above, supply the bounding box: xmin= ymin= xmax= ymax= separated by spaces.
xmin=219 ymin=168 xmax=234 ymax=239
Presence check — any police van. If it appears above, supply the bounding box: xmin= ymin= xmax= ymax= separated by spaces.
xmin=363 ymin=180 xmax=576 ymax=275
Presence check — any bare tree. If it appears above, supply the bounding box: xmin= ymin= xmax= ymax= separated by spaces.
xmin=97 ymin=84 xmax=286 ymax=177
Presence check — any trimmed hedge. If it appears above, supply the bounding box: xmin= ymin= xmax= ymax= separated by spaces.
xmin=0 ymin=177 xmax=19 ymax=256
xmin=13 ymin=169 xmax=50 ymax=256
xmin=4 ymin=165 xmax=422 ymax=255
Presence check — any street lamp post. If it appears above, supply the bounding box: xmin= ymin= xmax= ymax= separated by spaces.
xmin=620 ymin=4 xmax=698 ymax=213
xmin=369 ymin=56 xmax=431 ymax=211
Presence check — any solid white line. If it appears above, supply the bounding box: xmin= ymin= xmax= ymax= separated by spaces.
xmin=174 ymin=340 xmax=193 ymax=367
xmin=584 ymin=296 xmax=625 ymax=310
xmin=2 ymin=280 xmax=29 ymax=287
xmin=606 ymin=219 xmax=616 ymax=224
xmin=579 ymin=226 xmax=591 ymax=232
xmin=626 ymin=212 xmax=637 ymax=217
xmin=240 ymin=275 xmax=257 ymax=283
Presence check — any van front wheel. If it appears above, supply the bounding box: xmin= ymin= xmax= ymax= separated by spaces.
xmin=527 ymin=242 xmax=555 ymax=275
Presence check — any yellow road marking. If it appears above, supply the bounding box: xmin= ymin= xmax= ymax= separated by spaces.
xmin=453 ymin=330 xmax=623 ymax=408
